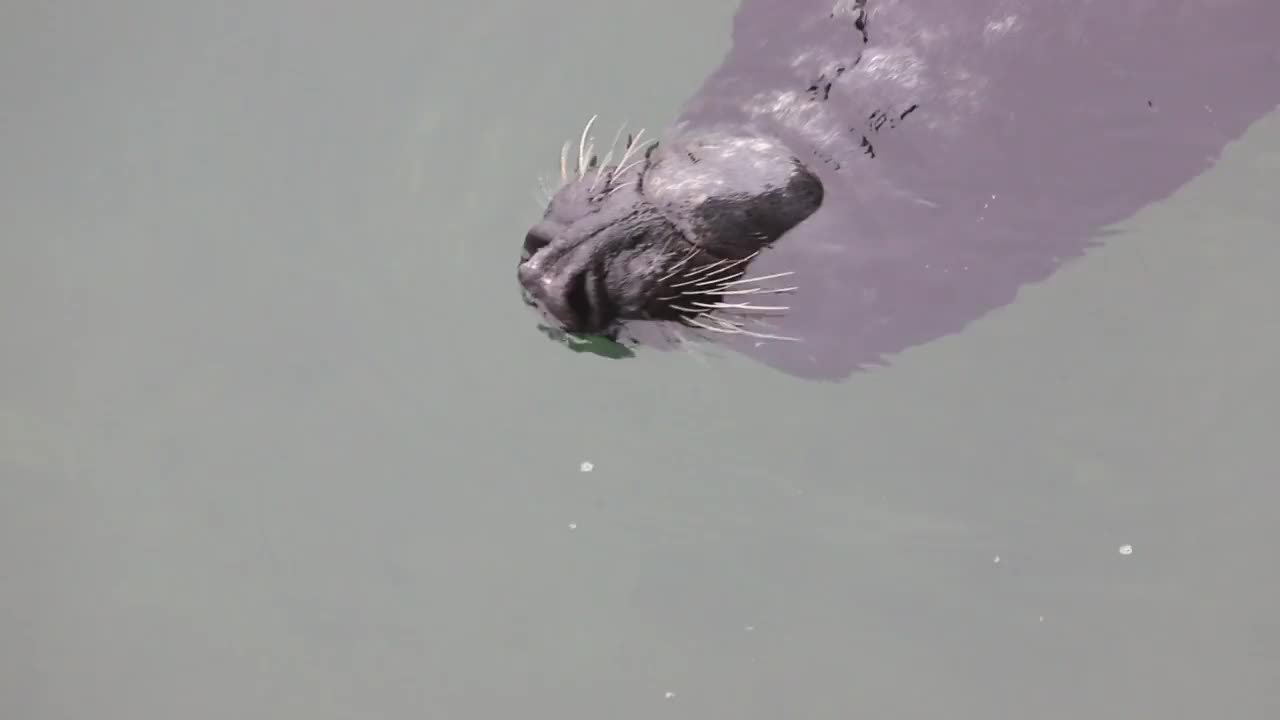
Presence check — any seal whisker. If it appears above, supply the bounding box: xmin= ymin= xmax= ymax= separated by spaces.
xmin=559 ymin=140 xmax=572 ymax=186
xmin=675 ymin=257 xmax=730 ymax=279
xmin=615 ymin=138 xmax=657 ymax=178
xmin=615 ymin=128 xmax=647 ymax=173
xmin=685 ymin=312 xmax=749 ymax=334
xmin=657 ymin=247 xmax=702 ymax=284
xmin=682 ymin=286 xmax=798 ymax=296
xmin=577 ymin=114 xmax=598 ymax=179
xmin=605 ymin=181 xmax=638 ymax=197
xmin=668 ymin=304 xmax=705 ymax=316
xmin=668 ymin=264 xmax=729 ymax=288
xmin=686 ymin=313 xmax=800 ymax=342
xmin=687 ymin=264 xmax=746 ymax=286
xmin=589 ymin=150 xmax=613 ymax=192
xmin=590 ymin=122 xmax=630 ymax=192
xmin=708 ymin=249 xmax=762 ymax=272
xmin=669 ymin=250 xmax=760 ymax=287
xmin=715 ymin=271 xmax=796 ymax=287
xmin=677 ymin=309 xmax=786 ymax=337
xmin=690 ymin=267 xmax=749 ymax=287
xmin=609 ymin=121 xmax=629 ymax=157
xmin=671 ymin=251 xmax=762 ymax=288
xmin=691 ymin=301 xmax=790 ymax=312
xmin=743 ymin=329 xmax=801 ymax=342
xmin=681 ymin=315 xmax=739 ymax=334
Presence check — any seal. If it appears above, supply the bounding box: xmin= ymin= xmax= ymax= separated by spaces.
xmin=518 ymin=0 xmax=1280 ymax=380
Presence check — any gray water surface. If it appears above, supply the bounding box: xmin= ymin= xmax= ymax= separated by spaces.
xmin=3 ymin=2 xmax=1279 ymax=718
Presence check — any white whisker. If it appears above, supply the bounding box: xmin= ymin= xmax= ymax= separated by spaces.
xmin=559 ymin=140 xmax=571 ymax=185
xmin=665 ymin=256 xmax=727 ymax=281
xmin=615 ymin=139 xmax=657 ymax=178
xmin=577 ymin=114 xmax=597 ymax=179
xmin=688 ymin=252 xmax=764 ymax=287
xmin=657 ymin=247 xmax=704 ymax=284
xmin=590 ymin=122 xmax=630 ymax=192
xmin=702 ymin=314 xmax=752 ymax=331
xmin=590 ymin=152 xmax=612 ymax=192
xmin=690 ymin=313 xmax=800 ymax=342
xmin=691 ymin=267 xmax=745 ymax=287
xmin=682 ymin=286 xmax=798 ymax=296
xmin=615 ymin=128 xmax=646 ymax=173
xmin=740 ymin=329 xmax=801 ymax=342
xmin=716 ymin=271 xmax=796 ymax=286
xmin=669 ymin=250 xmax=761 ymax=288
xmin=682 ymin=315 xmax=738 ymax=334
xmin=691 ymin=301 xmax=790 ymax=312
xmin=668 ymin=262 xmax=728 ymax=287
xmin=606 ymin=180 xmax=636 ymax=197
xmin=670 ymin=255 xmax=746 ymax=285
xmin=608 ymin=121 xmax=628 ymax=158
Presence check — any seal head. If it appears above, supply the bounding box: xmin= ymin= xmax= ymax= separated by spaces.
xmin=518 ymin=128 xmax=823 ymax=337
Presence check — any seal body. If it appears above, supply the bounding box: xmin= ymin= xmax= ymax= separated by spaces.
xmin=519 ymin=0 xmax=1280 ymax=380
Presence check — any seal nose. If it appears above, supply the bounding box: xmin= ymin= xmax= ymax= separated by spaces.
xmin=518 ymin=258 xmax=588 ymax=331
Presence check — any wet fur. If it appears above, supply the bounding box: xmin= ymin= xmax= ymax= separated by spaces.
xmin=519 ymin=0 xmax=1280 ymax=379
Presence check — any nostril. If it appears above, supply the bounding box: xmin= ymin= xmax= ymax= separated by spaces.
xmin=523 ymin=229 xmax=551 ymax=259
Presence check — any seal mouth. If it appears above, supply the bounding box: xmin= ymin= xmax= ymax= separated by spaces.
xmin=567 ymin=267 xmax=615 ymax=332
xmin=545 ymin=267 xmax=608 ymax=333
xmin=517 ymin=250 xmax=616 ymax=334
